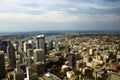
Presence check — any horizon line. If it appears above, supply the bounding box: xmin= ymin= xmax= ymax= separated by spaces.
xmin=0 ymin=30 xmax=120 ymax=33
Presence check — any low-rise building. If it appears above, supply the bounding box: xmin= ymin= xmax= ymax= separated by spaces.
xmin=61 ymin=65 xmax=70 ymax=73
xmin=66 ymin=71 xmax=75 ymax=79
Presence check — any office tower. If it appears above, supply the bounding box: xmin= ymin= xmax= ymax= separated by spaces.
xmin=23 ymin=41 xmax=27 ymax=53
xmin=49 ymin=39 xmax=53 ymax=50
xmin=24 ymin=41 xmax=33 ymax=53
xmin=13 ymin=42 xmax=19 ymax=51
xmin=1 ymin=40 xmax=8 ymax=53
xmin=67 ymin=53 xmax=75 ymax=69
xmin=33 ymin=49 xmax=44 ymax=63
xmin=36 ymin=35 xmax=45 ymax=50
xmin=0 ymin=40 xmax=2 ymax=50
xmin=7 ymin=42 xmax=16 ymax=68
xmin=26 ymin=49 xmax=34 ymax=66
xmin=13 ymin=42 xmax=19 ymax=61
xmin=19 ymin=41 xmax=24 ymax=51
xmin=0 ymin=51 xmax=6 ymax=79
xmin=28 ymin=40 xmax=33 ymax=49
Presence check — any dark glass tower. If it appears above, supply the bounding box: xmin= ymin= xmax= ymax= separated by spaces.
xmin=7 ymin=42 xmax=16 ymax=68
xmin=0 ymin=51 xmax=6 ymax=79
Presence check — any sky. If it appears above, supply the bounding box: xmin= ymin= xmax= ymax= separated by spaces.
xmin=0 ymin=0 xmax=120 ymax=32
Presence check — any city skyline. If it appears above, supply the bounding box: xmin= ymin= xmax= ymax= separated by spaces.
xmin=0 ymin=0 xmax=120 ymax=32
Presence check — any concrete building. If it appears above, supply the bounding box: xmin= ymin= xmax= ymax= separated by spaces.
xmin=33 ymin=49 xmax=44 ymax=63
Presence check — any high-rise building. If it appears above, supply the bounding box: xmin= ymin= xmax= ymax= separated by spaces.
xmin=23 ymin=41 xmax=27 ymax=53
xmin=33 ymin=49 xmax=44 ymax=63
xmin=13 ymin=42 xmax=19 ymax=51
xmin=7 ymin=42 xmax=16 ymax=68
xmin=26 ymin=49 xmax=34 ymax=66
xmin=24 ymin=42 xmax=33 ymax=53
xmin=19 ymin=41 xmax=24 ymax=51
xmin=0 ymin=40 xmax=2 ymax=50
xmin=0 ymin=51 xmax=6 ymax=79
xmin=1 ymin=40 xmax=8 ymax=53
xmin=49 ymin=39 xmax=53 ymax=50
xmin=36 ymin=35 xmax=45 ymax=50
xmin=67 ymin=53 xmax=75 ymax=69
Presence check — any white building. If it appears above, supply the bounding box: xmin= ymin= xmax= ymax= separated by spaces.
xmin=89 ymin=48 xmax=93 ymax=55
xmin=61 ymin=65 xmax=69 ymax=73
xmin=117 ymin=52 xmax=120 ymax=59
xmin=23 ymin=41 xmax=27 ymax=53
xmin=66 ymin=71 xmax=75 ymax=79
xmin=86 ymin=62 xmax=92 ymax=67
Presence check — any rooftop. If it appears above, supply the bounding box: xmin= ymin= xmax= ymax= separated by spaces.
xmin=36 ymin=35 xmax=44 ymax=38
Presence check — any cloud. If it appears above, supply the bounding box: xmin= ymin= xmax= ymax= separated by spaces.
xmin=103 ymin=0 xmax=120 ymax=2
xmin=0 ymin=0 xmax=120 ymax=31
xmin=0 ymin=11 xmax=82 ymax=22
xmin=0 ymin=0 xmax=120 ymax=15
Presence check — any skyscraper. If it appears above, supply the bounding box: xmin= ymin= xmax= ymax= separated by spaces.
xmin=67 ymin=53 xmax=75 ymax=69
xmin=7 ymin=42 xmax=16 ymax=68
xmin=36 ymin=35 xmax=45 ymax=62
xmin=49 ymin=39 xmax=53 ymax=50
xmin=0 ymin=40 xmax=2 ymax=50
xmin=33 ymin=49 xmax=44 ymax=63
xmin=0 ymin=51 xmax=6 ymax=79
xmin=36 ymin=35 xmax=45 ymax=50
xmin=1 ymin=40 xmax=8 ymax=53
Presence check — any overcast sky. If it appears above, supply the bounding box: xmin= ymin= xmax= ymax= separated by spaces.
xmin=0 ymin=0 xmax=120 ymax=32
